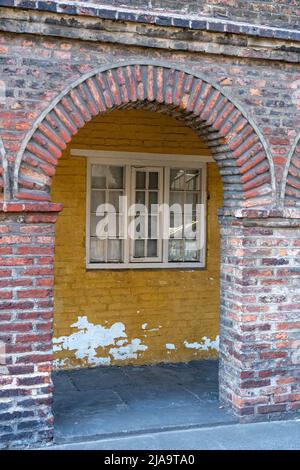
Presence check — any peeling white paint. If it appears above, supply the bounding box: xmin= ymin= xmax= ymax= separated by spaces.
xmin=166 ymin=343 xmax=176 ymax=350
xmin=141 ymin=323 xmax=161 ymax=332
xmin=109 ymin=339 xmax=148 ymax=361
xmin=53 ymin=316 xmax=148 ymax=368
xmin=184 ymin=335 xmax=219 ymax=352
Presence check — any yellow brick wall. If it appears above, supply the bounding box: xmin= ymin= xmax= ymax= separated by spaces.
xmin=51 ymin=109 xmax=223 ymax=369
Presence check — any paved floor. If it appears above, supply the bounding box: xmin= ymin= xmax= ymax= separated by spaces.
xmin=53 ymin=359 xmax=237 ymax=444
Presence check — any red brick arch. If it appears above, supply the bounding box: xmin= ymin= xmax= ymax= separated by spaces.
xmin=283 ymin=134 xmax=300 ymax=205
xmin=15 ymin=63 xmax=274 ymax=208
xmin=0 ymin=136 xmax=9 ymax=202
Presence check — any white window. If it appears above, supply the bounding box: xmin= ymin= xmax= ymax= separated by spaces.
xmin=81 ymin=151 xmax=207 ymax=269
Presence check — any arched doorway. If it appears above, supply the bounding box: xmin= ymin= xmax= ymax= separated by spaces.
xmin=5 ymin=62 xmax=282 ymax=446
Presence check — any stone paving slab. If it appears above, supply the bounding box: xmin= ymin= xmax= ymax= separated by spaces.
xmin=53 ymin=360 xmax=236 ymax=443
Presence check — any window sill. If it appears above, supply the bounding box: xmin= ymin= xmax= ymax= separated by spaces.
xmin=86 ymin=262 xmax=206 ymax=270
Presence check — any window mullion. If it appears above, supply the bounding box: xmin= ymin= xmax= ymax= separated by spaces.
xmin=124 ymin=164 xmax=131 ymax=264
xmin=163 ymin=167 xmax=169 ymax=264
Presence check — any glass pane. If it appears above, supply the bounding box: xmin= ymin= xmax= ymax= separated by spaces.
xmin=184 ymin=240 xmax=199 ymax=261
xmin=107 ymin=166 xmax=123 ymax=189
xmin=185 ymin=192 xmax=199 ymax=212
xmin=90 ymin=215 xmax=103 ymax=237
xmin=136 ymin=171 xmax=146 ymax=189
xmin=91 ymin=165 xmax=106 ymax=189
xmin=169 ymin=212 xmax=183 ymax=238
xmin=91 ymin=165 xmax=123 ymax=189
xmin=90 ymin=238 xmax=105 ymax=262
xmin=185 ymin=170 xmax=200 ymax=191
xmin=108 ymin=191 xmax=122 ymax=212
xmin=184 ymin=214 xmax=198 ymax=239
xmin=147 ymin=240 xmax=157 ymax=257
xmin=148 ymin=191 xmax=158 ymax=212
xmin=134 ymin=240 xmax=144 ymax=258
xmin=135 ymin=215 xmax=146 ymax=238
xmin=135 ymin=191 xmax=145 ymax=206
xmin=107 ymin=239 xmax=122 ymax=261
xmin=149 ymin=172 xmax=158 ymax=189
xmin=148 ymin=215 xmax=158 ymax=238
xmin=169 ymin=192 xmax=184 ymax=211
xmin=91 ymin=190 xmax=105 ymax=213
xmin=168 ymin=239 xmax=184 ymax=261
xmin=170 ymin=169 xmax=185 ymax=190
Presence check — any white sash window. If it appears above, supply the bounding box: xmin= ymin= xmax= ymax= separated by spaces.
xmin=77 ymin=150 xmax=208 ymax=269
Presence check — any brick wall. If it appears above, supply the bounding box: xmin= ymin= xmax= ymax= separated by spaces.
xmin=219 ymin=215 xmax=300 ymax=420
xmin=0 ymin=33 xmax=299 ymax=204
xmin=0 ymin=209 xmax=58 ymax=448
xmin=51 ymin=109 xmax=222 ymax=369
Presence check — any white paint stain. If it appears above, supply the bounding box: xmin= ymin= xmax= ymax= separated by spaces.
xmin=141 ymin=323 xmax=148 ymax=330
xmin=166 ymin=343 xmax=176 ymax=350
xmin=183 ymin=335 xmax=220 ymax=352
xmin=53 ymin=316 xmax=148 ymax=368
xmin=109 ymin=339 xmax=147 ymax=361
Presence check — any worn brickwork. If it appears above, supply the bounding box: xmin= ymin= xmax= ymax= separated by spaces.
xmin=1 ymin=33 xmax=300 ymax=205
xmin=0 ymin=208 xmax=59 ymax=448
xmin=51 ymin=109 xmax=222 ymax=369
xmin=0 ymin=0 xmax=300 ymax=449
xmin=16 ymin=63 xmax=273 ymax=207
xmin=219 ymin=215 xmax=300 ymax=421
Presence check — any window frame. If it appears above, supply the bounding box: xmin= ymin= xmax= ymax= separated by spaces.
xmin=82 ymin=150 xmax=208 ymax=270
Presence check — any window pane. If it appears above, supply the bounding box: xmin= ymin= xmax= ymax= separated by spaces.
xmin=149 ymin=191 xmax=158 ymax=212
xmin=185 ymin=192 xmax=199 ymax=212
xmin=107 ymin=166 xmax=123 ymax=189
xmin=135 ymin=215 xmax=146 ymax=238
xmin=148 ymin=215 xmax=158 ymax=238
xmin=90 ymin=238 xmax=105 ymax=262
xmin=185 ymin=170 xmax=200 ymax=191
xmin=107 ymin=239 xmax=122 ymax=261
xmin=91 ymin=190 xmax=105 ymax=213
xmin=169 ymin=191 xmax=184 ymax=209
xmin=90 ymin=215 xmax=103 ymax=237
xmin=108 ymin=191 xmax=123 ymax=212
xmin=91 ymin=165 xmax=106 ymax=188
xmin=184 ymin=240 xmax=199 ymax=261
xmin=169 ymin=212 xmax=183 ymax=238
xmin=91 ymin=165 xmax=123 ymax=189
xmin=149 ymin=172 xmax=158 ymax=189
xmin=147 ymin=240 xmax=157 ymax=257
xmin=135 ymin=191 xmax=145 ymax=206
xmin=170 ymin=169 xmax=185 ymax=190
xmin=136 ymin=171 xmax=146 ymax=189
xmin=134 ymin=240 xmax=144 ymax=258
xmin=168 ymin=239 xmax=184 ymax=261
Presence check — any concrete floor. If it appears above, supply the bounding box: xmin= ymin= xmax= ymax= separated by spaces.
xmin=53 ymin=359 xmax=237 ymax=444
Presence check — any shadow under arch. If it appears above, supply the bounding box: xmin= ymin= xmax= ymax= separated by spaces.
xmin=13 ymin=60 xmax=276 ymax=209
